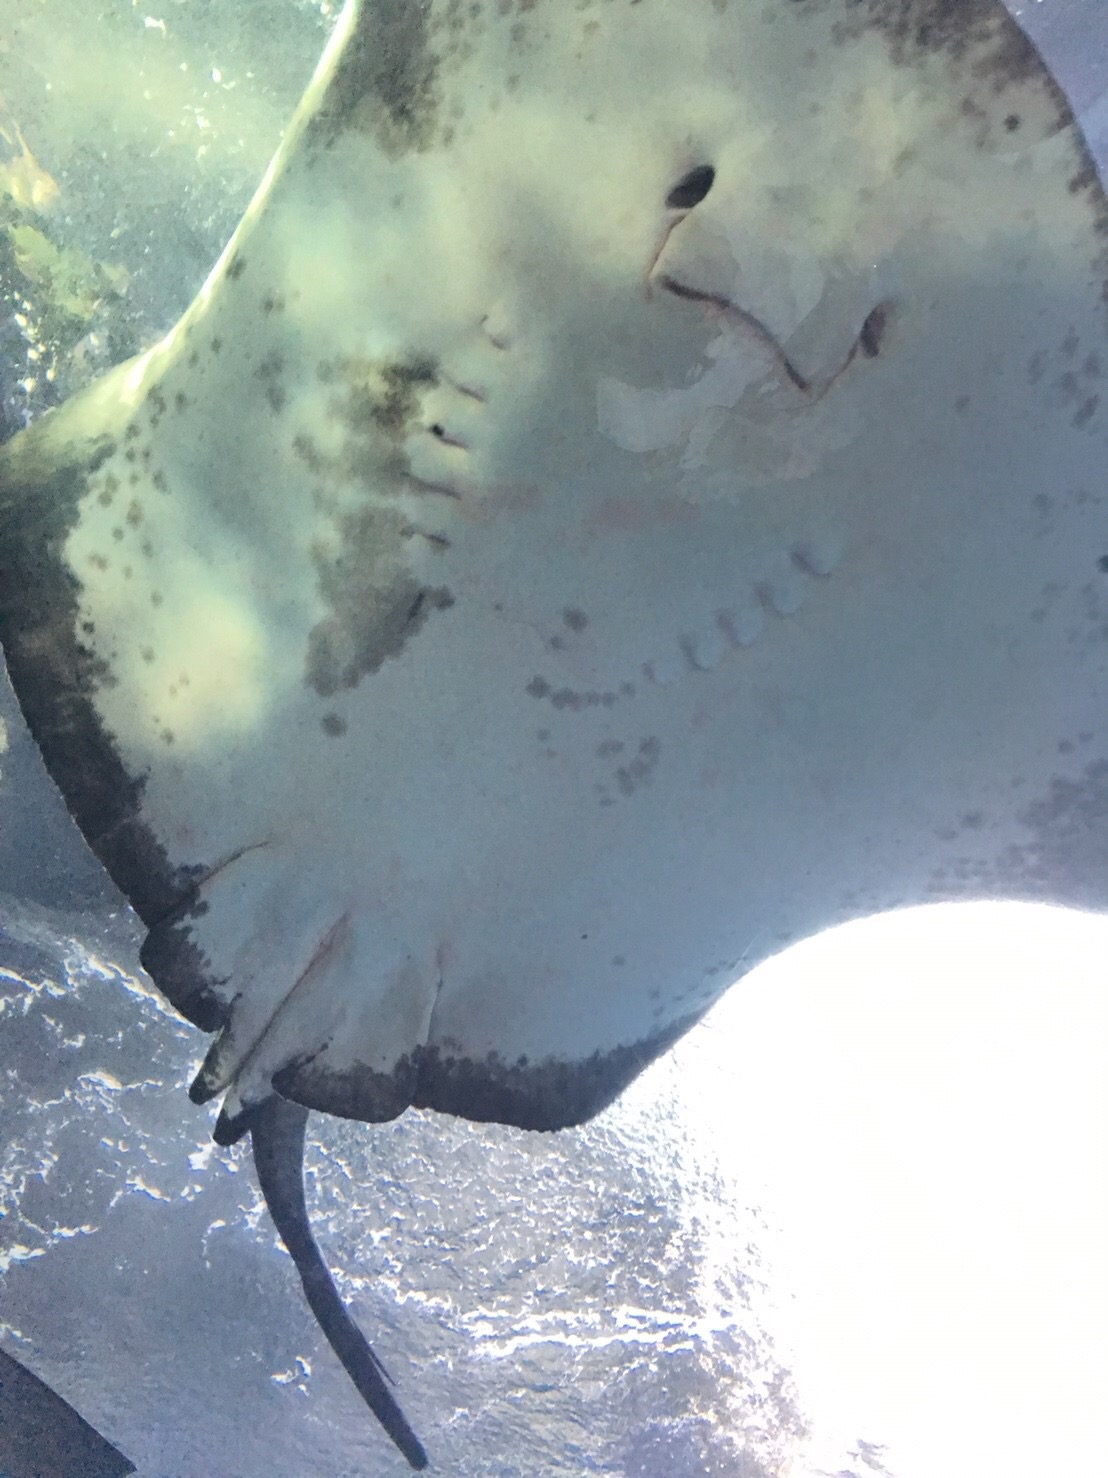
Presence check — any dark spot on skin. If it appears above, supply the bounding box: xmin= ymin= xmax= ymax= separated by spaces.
xmin=321 ymin=712 xmax=348 ymax=737
xmin=124 ymin=423 xmax=139 ymax=442
xmin=126 ymin=501 xmax=143 ymax=527
xmin=152 ymin=471 xmax=168 ymax=492
xmin=174 ymin=391 xmax=188 ymax=413
xmin=161 ymin=730 xmax=175 ymax=746
xmin=147 ymin=388 xmax=167 ymax=419
xmin=292 ymin=433 xmax=325 ymax=475
xmin=226 ymin=256 xmax=246 ymax=281
xmin=614 ymin=737 xmax=661 ymax=797
xmin=97 ymin=488 xmax=114 ymax=508
xmin=666 ymin=164 xmax=715 ymax=210
xmin=527 ymin=676 xmax=551 ymax=698
xmin=141 ymin=647 xmax=155 ymax=664
xmin=124 ymin=448 xmax=136 ymax=463
xmin=151 ymin=592 xmax=163 ymax=607
xmin=211 ymin=337 xmax=223 ymax=354
xmin=1096 ymin=555 xmax=1108 ymax=574
xmin=88 ymin=554 xmax=108 ymax=572
xmin=188 ymin=350 xmax=200 ymax=368
xmin=262 ymin=293 xmax=285 ymax=314
xmin=1073 ymin=395 xmax=1099 ymax=429
xmin=111 ymin=527 xmax=123 ymax=542
xmin=1004 ymin=113 xmax=1021 ymax=131
xmin=563 ymin=607 xmax=588 ymax=631
xmin=255 ymin=351 xmax=288 ymax=414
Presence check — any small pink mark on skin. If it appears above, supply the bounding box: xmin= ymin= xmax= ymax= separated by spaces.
xmin=443 ymin=477 xmax=541 ymax=528
xmin=585 ymin=492 xmax=701 ymax=538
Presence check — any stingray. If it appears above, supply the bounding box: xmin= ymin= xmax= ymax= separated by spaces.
xmin=1 ymin=0 xmax=1106 ymax=1468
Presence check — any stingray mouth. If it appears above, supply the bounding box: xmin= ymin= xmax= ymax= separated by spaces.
xmin=656 ymin=274 xmax=890 ymax=397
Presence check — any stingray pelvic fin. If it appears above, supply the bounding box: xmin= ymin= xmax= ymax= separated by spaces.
xmin=249 ymin=1097 xmax=429 ymax=1471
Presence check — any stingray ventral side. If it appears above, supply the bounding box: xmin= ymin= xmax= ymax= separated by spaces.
xmin=2 ymin=0 xmax=1108 ymax=1468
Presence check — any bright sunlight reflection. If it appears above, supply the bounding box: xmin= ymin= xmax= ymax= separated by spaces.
xmin=651 ymin=902 xmax=1108 ymax=1478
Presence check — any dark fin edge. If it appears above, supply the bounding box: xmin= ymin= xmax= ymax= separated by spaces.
xmin=0 ymin=1346 xmax=136 ymax=1478
xmin=249 ymin=1096 xmax=429 ymax=1471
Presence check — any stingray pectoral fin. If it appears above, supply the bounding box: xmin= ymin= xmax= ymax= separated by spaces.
xmin=249 ymin=1096 xmax=429 ymax=1472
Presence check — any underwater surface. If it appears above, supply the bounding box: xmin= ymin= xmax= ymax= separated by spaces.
xmin=0 ymin=3 xmax=1106 ymax=1475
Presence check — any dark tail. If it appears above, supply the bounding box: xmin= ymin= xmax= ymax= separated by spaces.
xmin=250 ymin=1096 xmax=429 ymax=1471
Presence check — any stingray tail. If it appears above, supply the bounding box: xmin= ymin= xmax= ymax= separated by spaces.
xmin=249 ymin=1096 xmax=430 ymax=1471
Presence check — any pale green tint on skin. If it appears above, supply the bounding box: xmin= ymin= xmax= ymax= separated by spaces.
xmin=1 ymin=2 xmax=1107 ymax=1460
xmin=3 ymin=0 xmax=1106 ymax=1118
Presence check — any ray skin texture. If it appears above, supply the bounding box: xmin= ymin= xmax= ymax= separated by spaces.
xmin=2 ymin=0 xmax=1108 ymax=1467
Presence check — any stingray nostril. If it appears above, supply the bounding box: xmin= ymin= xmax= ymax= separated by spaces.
xmin=665 ymin=164 xmax=715 ymax=210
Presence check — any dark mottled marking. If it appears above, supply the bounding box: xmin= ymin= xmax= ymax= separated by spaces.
xmin=226 ymin=255 xmax=247 ymax=281
xmin=307 ymin=505 xmax=454 ymax=697
xmin=0 ymin=433 xmax=218 ymax=1029
xmin=306 ymin=0 xmax=440 ymax=156
xmin=321 ymin=711 xmax=348 ymax=737
xmin=259 ymin=1011 xmax=698 ymax=1142
xmin=563 ymin=606 xmax=588 ymax=631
